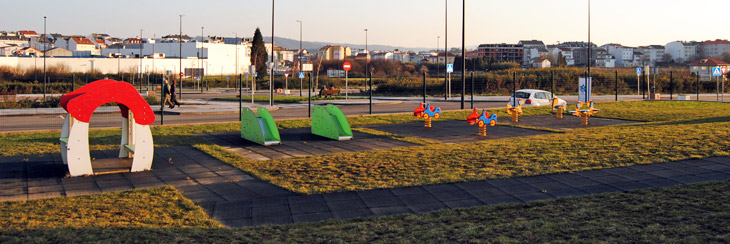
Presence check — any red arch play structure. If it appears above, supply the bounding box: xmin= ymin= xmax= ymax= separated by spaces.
xmin=59 ymin=79 xmax=156 ymax=176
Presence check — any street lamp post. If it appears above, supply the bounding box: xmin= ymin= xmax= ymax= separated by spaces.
xmin=437 ymin=36 xmax=440 ymax=81
xmin=200 ymin=26 xmax=204 ymax=93
xmin=233 ymin=32 xmax=238 ymax=89
xmin=139 ymin=29 xmax=143 ymax=92
xmin=297 ymin=20 xmax=303 ymax=97
xmin=364 ymin=29 xmax=368 ymax=74
xmin=587 ymin=0 xmax=591 ymax=103
xmin=43 ymin=16 xmax=46 ymax=99
xmin=444 ymin=0 xmax=448 ymax=101
xmin=460 ymin=0 xmax=465 ymax=109
xmin=270 ymin=0 xmax=275 ymax=107
xmin=179 ymin=14 xmax=185 ymax=102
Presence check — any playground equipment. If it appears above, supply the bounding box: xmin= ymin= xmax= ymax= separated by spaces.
xmin=311 ymin=104 xmax=353 ymax=140
xmin=60 ymin=80 xmax=155 ymax=177
xmin=413 ymin=103 xmax=441 ymax=127
xmin=506 ymin=99 xmax=524 ymax=122
xmin=552 ymin=98 xmax=565 ymax=119
xmin=241 ymin=107 xmax=281 ymax=146
xmin=466 ymin=108 xmax=498 ymax=136
xmin=569 ymin=100 xmax=600 ymax=125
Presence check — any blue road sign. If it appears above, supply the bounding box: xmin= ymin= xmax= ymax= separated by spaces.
xmin=226 ymin=76 xmax=230 ymax=79
xmin=447 ymin=64 xmax=454 ymax=73
xmin=636 ymin=68 xmax=642 ymax=75
xmin=196 ymin=77 xmax=201 ymax=81
xmin=299 ymin=72 xmax=305 ymax=79
xmin=712 ymin=67 xmax=723 ymax=77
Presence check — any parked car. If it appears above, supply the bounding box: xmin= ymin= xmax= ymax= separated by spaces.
xmin=507 ymin=89 xmax=566 ymax=108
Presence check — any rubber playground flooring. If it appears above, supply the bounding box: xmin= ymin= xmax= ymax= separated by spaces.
xmin=198 ymin=128 xmax=419 ymax=161
xmin=501 ymin=114 xmax=639 ymax=131
xmin=365 ymin=120 xmax=553 ymax=144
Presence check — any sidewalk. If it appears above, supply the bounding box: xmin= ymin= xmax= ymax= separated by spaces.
xmin=1 ymin=146 xmax=728 ymax=227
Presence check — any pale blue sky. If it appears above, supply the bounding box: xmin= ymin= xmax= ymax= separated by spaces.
xmin=2 ymin=0 xmax=725 ymax=49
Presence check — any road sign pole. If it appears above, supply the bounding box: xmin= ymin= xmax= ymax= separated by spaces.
xmin=239 ymin=74 xmax=243 ymax=121
xmin=343 ymin=62 xmax=351 ymax=100
xmin=308 ymin=72 xmax=311 ymax=117
xmin=345 ymin=70 xmax=348 ymax=100
xmin=423 ymin=72 xmax=427 ymax=104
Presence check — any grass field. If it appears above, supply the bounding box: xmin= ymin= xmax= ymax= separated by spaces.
xmin=3 ymin=179 xmax=730 ymax=243
xmin=3 ymin=100 xmax=730 ymax=242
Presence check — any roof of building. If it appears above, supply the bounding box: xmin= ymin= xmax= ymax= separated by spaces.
xmin=704 ymin=39 xmax=730 ymax=45
xmin=71 ymin=37 xmax=95 ymax=45
xmin=533 ymin=57 xmax=547 ymax=62
xmin=19 ymin=30 xmax=38 ymax=35
xmin=519 ymin=40 xmax=545 ymax=45
xmin=688 ymin=57 xmax=730 ymax=66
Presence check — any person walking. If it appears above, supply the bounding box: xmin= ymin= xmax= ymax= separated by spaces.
xmin=169 ymin=79 xmax=180 ymax=109
xmin=162 ymin=78 xmax=173 ymax=109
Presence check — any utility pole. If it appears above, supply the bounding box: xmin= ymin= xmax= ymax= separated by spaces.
xmin=139 ymin=29 xmax=144 ymax=92
xmin=179 ymin=14 xmax=185 ymax=102
xmin=460 ymin=0 xmax=465 ymax=109
xmin=43 ymin=16 xmax=47 ymax=99
xmin=444 ymin=0 xmax=448 ymax=101
xmin=297 ymin=20 xmax=303 ymax=97
xmin=270 ymin=0 xmax=275 ymax=107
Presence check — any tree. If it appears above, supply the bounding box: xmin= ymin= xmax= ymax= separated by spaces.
xmin=557 ymin=52 xmax=567 ymax=67
xmin=662 ymin=53 xmax=674 ymax=63
xmin=250 ymin=28 xmax=268 ymax=75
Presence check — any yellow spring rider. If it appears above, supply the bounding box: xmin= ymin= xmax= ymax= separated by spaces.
xmin=506 ymin=99 xmax=523 ymax=122
xmin=569 ymin=101 xmax=600 ymax=125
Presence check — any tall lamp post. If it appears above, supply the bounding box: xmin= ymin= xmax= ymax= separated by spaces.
xmin=233 ymin=32 xmax=238 ymax=89
xmin=437 ymin=36 xmax=440 ymax=81
xmin=444 ymin=0 xmax=448 ymax=101
xmin=364 ymin=28 xmax=368 ymax=74
xmin=269 ymin=0 xmax=275 ymax=107
xmin=200 ymin=26 xmax=204 ymax=93
xmin=586 ymin=0 xmax=591 ymax=103
xmin=139 ymin=29 xmax=143 ymax=92
xmin=43 ymin=16 xmax=47 ymax=99
xmin=297 ymin=20 xmax=303 ymax=97
xmin=460 ymin=0 xmax=465 ymax=109
xmin=179 ymin=14 xmax=185 ymax=102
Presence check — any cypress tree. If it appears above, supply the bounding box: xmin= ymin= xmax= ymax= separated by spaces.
xmin=250 ymin=28 xmax=268 ymax=75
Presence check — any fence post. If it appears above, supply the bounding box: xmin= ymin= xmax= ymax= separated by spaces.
xmin=669 ymin=71 xmax=673 ymax=100
xmin=470 ymin=72 xmax=474 ymax=109
xmin=615 ymin=70 xmax=618 ymax=101
xmin=697 ymin=73 xmax=700 ymax=101
xmin=369 ymin=71 xmax=373 ymax=115
xmin=160 ymin=77 xmax=165 ymax=125
xmin=422 ymin=72 xmax=426 ymax=104
xmin=239 ymin=74 xmax=243 ymax=121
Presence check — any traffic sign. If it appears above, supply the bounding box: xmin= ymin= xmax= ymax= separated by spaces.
xmin=299 ymin=72 xmax=305 ymax=79
xmin=636 ymin=68 xmax=641 ymax=75
xmin=284 ymin=73 xmax=289 ymax=78
xmin=713 ymin=67 xmax=722 ymax=77
xmin=196 ymin=77 xmax=201 ymax=81
xmin=180 ymin=72 xmax=184 ymax=77
xmin=446 ymin=64 xmax=454 ymax=73
xmin=343 ymin=62 xmax=352 ymax=71
xmin=302 ymin=63 xmax=313 ymax=72
xmin=722 ymin=67 xmax=727 ymax=75
xmin=226 ymin=76 xmax=230 ymax=79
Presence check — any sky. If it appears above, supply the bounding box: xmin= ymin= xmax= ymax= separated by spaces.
xmin=2 ymin=0 xmax=726 ymax=49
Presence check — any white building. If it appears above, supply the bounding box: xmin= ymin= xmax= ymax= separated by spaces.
xmin=639 ymin=45 xmax=665 ymax=65
xmin=601 ymin=44 xmax=633 ymax=67
xmin=665 ymin=41 xmax=701 ymax=63
xmin=700 ymin=39 xmax=730 ymax=59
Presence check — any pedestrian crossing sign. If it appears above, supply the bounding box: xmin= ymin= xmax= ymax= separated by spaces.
xmin=713 ymin=67 xmax=722 ymax=77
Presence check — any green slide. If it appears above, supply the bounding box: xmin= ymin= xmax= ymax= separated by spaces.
xmin=311 ymin=104 xmax=353 ymax=141
xmin=241 ymin=107 xmax=281 ymax=146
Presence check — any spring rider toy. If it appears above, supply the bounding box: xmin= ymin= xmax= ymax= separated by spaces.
xmin=569 ymin=100 xmax=600 ymax=125
xmin=467 ymin=108 xmax=498 ymax=136
xmin=413 ymin=102 xmax=441 ymax=127
xmin=506 ymin=99 xmax=524 ymax=122
xmin=552 ymin=98 xmax=564 ymax=119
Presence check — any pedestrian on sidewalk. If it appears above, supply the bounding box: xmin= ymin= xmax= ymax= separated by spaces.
xmin=162 ymin=78 xmax=173 ymax=109
xmin=169 ymin=79 xmax=180 ymax=109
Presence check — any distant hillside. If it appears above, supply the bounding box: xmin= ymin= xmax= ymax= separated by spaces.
xmin=263 ymin=36 xmax=433 ymax=53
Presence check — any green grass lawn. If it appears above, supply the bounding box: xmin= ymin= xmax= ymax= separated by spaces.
xmin=3 ymin=179 xmax=730 ymax=243
xmin=0 ymin=186 xmax=220 ymax=231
